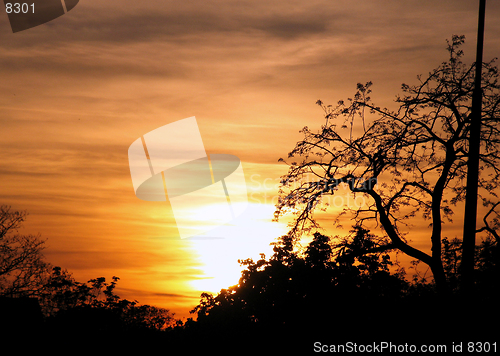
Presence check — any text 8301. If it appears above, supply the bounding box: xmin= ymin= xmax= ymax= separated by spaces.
xmin=467 ymin=342 xmax=497 ymax=353
xmin=5 ymin=3 xmax=34 ymax=14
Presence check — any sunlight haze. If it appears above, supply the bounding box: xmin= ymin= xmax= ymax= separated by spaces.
xmin=1 ymin=0 xmax=499 ymax=320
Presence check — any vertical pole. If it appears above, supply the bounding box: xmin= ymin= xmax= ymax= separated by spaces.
xmin=461 ymin=0 xmax=486 ymax=292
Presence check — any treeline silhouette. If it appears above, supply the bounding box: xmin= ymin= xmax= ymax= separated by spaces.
xmin=1 ymin=207 xmax=498 ymax=351
xmin=1 ymin=267 xmax=178 ymax=349
xmin=178 ymin=227 xmax=499 ymax=351
xmin=0 ymin=205 xmax=177 ymax=349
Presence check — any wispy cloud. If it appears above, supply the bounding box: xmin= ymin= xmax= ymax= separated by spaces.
xmin=0 ymin=0 xmax=498 ymax=318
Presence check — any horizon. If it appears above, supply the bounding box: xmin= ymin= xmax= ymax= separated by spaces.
xmin=1 ymin=0 xmax=499 ymax=321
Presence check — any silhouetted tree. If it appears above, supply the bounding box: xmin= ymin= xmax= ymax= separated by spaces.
xmin=38 ymin=266 xmax=91 ymax=317
xmin=0 ymin=206 xmax=180 ymax=350
xmin=0 ymin=205 xmax=48 ymax=297
xmin=189 ymin=227 xmax=411 ymax=343
xmin=187 ymin=227 xmax=499 ymax=350
xmin=274 ymin=36 xmax=500 ymax=292
xmin=437 ymin=235 xmax=499 ymax=298
xmin=40 ymin=268 xmax=176 ymax=334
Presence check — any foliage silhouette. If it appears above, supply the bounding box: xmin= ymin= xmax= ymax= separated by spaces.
xmin=0 ymin=205 xmax=48 ymax=297
xmin=189 ymin=228 xmax=409 ymax=341
xmin=0 ymin=206 xmax=178 ymax=347
xmin=186 ymin=228 xmax=499 ymax=349
xmin=40 ymin=267 xmax=176 ymax=338
xmin=274 ymin=36 xmax=500 ymax=292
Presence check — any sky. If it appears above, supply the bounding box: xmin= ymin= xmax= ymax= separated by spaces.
xmin=1 ymin=0 xmax=499 ymax=320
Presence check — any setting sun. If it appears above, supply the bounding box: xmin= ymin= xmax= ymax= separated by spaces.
xmin=188 ymin=202 xmax=288 ymax=293
xmin=1 ymin=0 xmax=499 ymax=352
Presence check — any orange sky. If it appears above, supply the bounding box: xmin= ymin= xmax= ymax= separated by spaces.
xmin=1 ymin=0 xmax=499 ymax=320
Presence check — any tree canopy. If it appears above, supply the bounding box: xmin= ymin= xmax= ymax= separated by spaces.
xmin=0 ymin=205 xmax=177 ymax=346
xmin=274 ymin=36 xmax=500 ymax=291
xmin=187 ymin=226 xmax=498 ymax=349
xmin=0 ymin=205 xmax=47 ymax=298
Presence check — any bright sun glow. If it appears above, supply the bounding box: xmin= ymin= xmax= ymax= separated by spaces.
xmin=188 ymin=202 xmax=288 ymax=294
